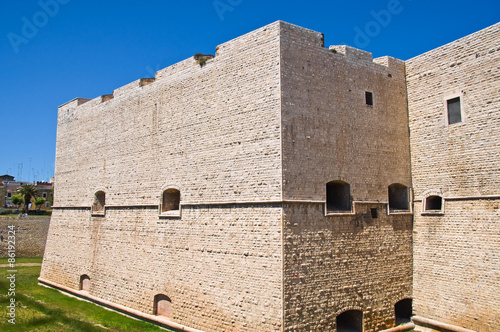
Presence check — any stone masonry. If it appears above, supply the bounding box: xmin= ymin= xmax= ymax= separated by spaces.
xmin=40 ymin=21 xmax=499 ymax=332
xmin=0 ymin=217 xmax=50 ymax=257
xmin=406 ymin=23 xmax=500 ymax=332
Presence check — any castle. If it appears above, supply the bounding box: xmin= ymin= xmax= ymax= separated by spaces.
xmin=39 ymin=21 xmax=499 ymax=332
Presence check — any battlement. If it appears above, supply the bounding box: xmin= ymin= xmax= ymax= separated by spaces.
xmin=328 ymin=45 xmax=405 ymax=73
xmin=59 ymin=21 xmax=406 ymax=111
xmin=113 ymin=77 xmax=156 ymax=98
xmin=329 ymin=45 xmax=373 ymax=62
xmin=58 ymin=97 xmax=91 ymax=109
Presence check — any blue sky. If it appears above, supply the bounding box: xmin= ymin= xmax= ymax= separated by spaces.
xmin=1 ymin=0 xmax=499 ymax=182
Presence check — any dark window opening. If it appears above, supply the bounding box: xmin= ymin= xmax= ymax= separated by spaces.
xmin=371 ymin=208 xmax=378 ymax=218
xmin=337 ymin=310 xmax=363 ymax=332
xmin=395 ymin=299 xmax=413 ymax=325
xmin=92 ymin=191 xmax=105 ymax=213
xmin=388 ymin=183 xmax=409 ymax=211
xmin=365 ymin=91 xmax=373 ymax=106
xmin=80 ymin=275 xmax=90 ymax=292
xmin=162 ymin=189 xmax=180 ymax=213
xmin=447 ymin=97 xmax=461 ymax=124
xmin=154 ymin=294 xmax=172 ymax=318
xmin=425 ymin=195 xmax=442 ymax=211
xmin=326 ymin=181 xmax=351 ymax=213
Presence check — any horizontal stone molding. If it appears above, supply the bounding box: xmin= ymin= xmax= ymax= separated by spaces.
xmin=38 ymin=277 xmax=206 ymax=332
xmin=378 ymin=322 xmax=415 ymax=332
xmin=414 ymin=194 xmax=500 ymax=202
xmin=412 ymin=315 xmax=477 ymax=332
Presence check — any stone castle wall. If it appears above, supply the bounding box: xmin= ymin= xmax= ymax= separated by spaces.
xmin=279 ymin=23 xmax=412 ymax=332
xmin=42 ymin=22 xmax=285 ymax=331
xmin=41 ymin=20 xmax=499 ymax=332
xmin=52 ymin=23 xmax=283 ymax=208
xmin=0 ymin=217 xmax=50 ymax=257
xmin=406 ymin=22 xmax=500 ymax=331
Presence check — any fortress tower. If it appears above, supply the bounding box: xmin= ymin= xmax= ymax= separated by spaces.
xmin=40 ymin=21 xmax=499 ymax=332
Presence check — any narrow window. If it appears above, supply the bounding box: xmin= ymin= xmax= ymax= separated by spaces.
xmin=337 ymin=310 xmax=363 ymax=332
xmin=425 ymin=195 xmax=442 ymax=211
xmin=326 ymin=181 xmax=351 ymax=213
xmin=388 ymin=183 xmax=409 ymax=211
xmin=162 ymin=189 xmax=180 ymax=213
xmin=80 ymin=275 xmax=90 ymax=292
xmin=447 ymin=97 xmax=461 ymax=124
xmin=154 ymin=294 xmax=172 ymax=318
xmin=365 ymin=91 xmax=373 ymax=106
xmin=371 ymin=208 xmax=378 ymax=218
xmin=42 ymin=192 xmax=47 ymax=198
xmin=395 ymin=299 xmax=413 ymax=325
xmin=92 ymin=191 xmax=105 ymax=214
xmin=7 ymin=192 xmax=12 ymax=198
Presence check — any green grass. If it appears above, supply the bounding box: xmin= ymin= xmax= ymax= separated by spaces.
xmin=0 ymin=258 xmax=171 ymax=331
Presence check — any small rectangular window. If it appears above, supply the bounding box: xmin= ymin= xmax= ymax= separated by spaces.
xmin=7 ymin=192 xmax=12 ymax=198
xmin=365 ymin=91 xmax=373 ymax=106
xmin=371 ymin=208 xmax=378 ymax=218
xmin=42 ymin=192 xmax=47 ymax=198
xmin=447 ymin=97 xmax=461 ymax=124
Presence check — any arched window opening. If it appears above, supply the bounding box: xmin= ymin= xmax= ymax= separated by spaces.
xmin=92 ymin=191 xmax=105 ymax=214
xmin=388 ymin=183 xmax=409 ymax=211
xmin=80 ymin=275 xmax=90 ymax=292
xmin=395 ymin=299 xmax=413 ymax=325
xmin=336 ymin=310 xmax=363 ymax=332
xmin=162 ymin=189 xmax=180 ymax=213
xmin=425 ymin=195 xmax=442 ymax=211
xmin=154 ymin=294 xmax=172 ymax=318
xmin=326 ymin=181 xmax=351 ymax=213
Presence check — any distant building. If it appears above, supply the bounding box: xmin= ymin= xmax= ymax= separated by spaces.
xmin=0 ymin=174 xmax=14 ymax=182
xmin=35 ymin=181 xmax=53 ymax=209
xmin=2 ymin=175 xmax=53 ymax=210
xmin=0 ymin=179 xmax=5 ymax=208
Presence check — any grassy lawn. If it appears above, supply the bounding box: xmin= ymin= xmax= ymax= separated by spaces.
xmin=0 ymin=258 xmax=171 ymax=331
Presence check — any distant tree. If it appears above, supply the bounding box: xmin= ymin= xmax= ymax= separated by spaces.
xmin=11 ymin=194 xmax=23 ymax=210
xmin=34 ymin=197 xmax=46 ymax=211
xmin=17 ymin=184 xmax=38 ymax=213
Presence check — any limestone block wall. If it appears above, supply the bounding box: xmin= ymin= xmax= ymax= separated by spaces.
xmin=42 ymin=21 xmax=285 ymax=331
xmin=280 ymin=22 xmax=411 ymax=202
xmin=42 ymin=205 xmax=283 ymax=331
xmin=412 ymin=200 xmax=499 ymax=331
xmin=279 ymin=23 xmax=412 ymax=332
xmin=0 ymin=217 xmax=50 ymax=257
xmin=53 ymin=21 xmax=283 ymax=208
xmin=406 ymin=22 xmax=500 ymax=331
xmin=282 ymin=204 xmax=412 ymax=332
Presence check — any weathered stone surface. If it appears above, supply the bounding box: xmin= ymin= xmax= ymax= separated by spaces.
xmin=41 ymin=20 xmax=499 ymax=332
xmin=407 ymin=22 xmax=500 ymax=332
xmin=0 ymin=217 xmax=50 ymax=257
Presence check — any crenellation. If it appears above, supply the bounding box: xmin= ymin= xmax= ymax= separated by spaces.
xmin=113 ymin=78 xmax=153 ymax=98
xmin=329 ymin=45 xmax=373 ymax=62
xmin=139 ymin=77 xmax=156 ymax=87
xmin=100 ymin=94 xmax=114 ymax=103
